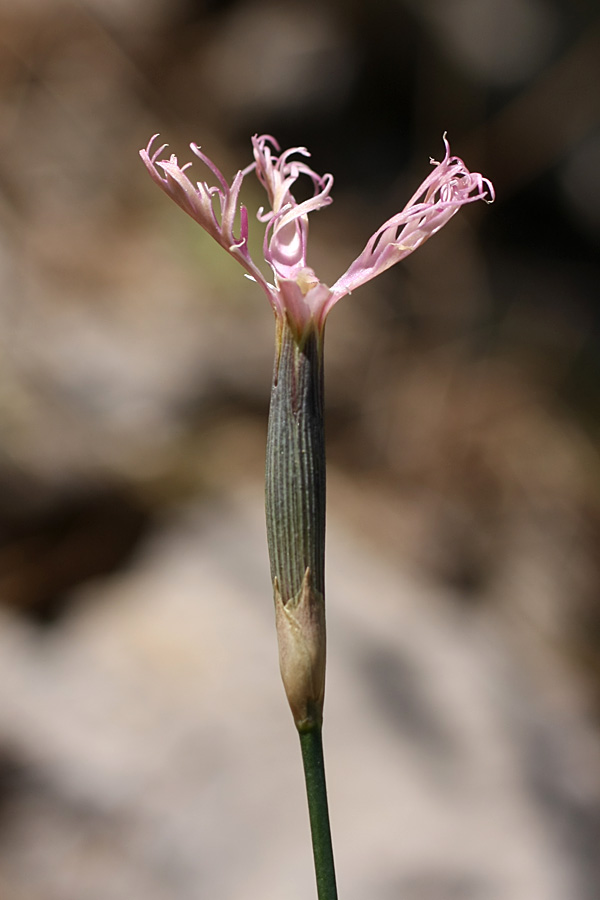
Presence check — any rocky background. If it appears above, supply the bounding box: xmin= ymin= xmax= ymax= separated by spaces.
xmin=1 ymin=1 xmax=600 ymax=898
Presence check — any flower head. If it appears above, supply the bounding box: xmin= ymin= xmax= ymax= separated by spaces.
xmin=140 ymin=133 xmax=493 ymax=336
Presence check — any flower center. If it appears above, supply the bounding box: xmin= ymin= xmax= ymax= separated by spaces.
xmin=296 ymin=268 xmax=320 ymax=296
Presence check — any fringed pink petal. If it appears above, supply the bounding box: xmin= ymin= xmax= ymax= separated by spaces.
xmin=248 ymin=135 xmax=334 ymax=285
xmin=139 ymin=135 xmax=273 ymax=300
xmin=330 ymin=137 xmax=494 ymax=301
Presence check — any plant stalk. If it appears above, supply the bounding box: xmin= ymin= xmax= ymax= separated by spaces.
xmin=299 ymin=725 xmax=339 ymax=900
xmin=265 ymin=318 xmax=338 ymax=897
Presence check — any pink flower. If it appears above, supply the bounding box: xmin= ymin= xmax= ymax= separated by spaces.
xmin=140 ymin=133 xmax=493 ymax=335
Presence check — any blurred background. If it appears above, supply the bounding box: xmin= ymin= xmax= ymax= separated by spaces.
xmin=1 ymin=0 xmax=600 ymax=898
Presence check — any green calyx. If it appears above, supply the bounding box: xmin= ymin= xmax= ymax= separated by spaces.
xmin=265 ymin=319 xmax=326 ymax=728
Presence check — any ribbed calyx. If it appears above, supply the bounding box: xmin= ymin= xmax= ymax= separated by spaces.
xmin=265 ymin=320 xmax=326 ymax=730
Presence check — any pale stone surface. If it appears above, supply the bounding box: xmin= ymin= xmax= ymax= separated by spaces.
xmin=0 ymin=485 xmax=598 ymax=900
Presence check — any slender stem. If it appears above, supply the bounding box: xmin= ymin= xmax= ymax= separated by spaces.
xmin=265 ymin=319 xmax=338 ymax=896
xmin=299 ymin=726 xmax=338 ymax=900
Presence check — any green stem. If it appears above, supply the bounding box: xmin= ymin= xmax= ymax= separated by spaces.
xmin=299 ymin=726 xmax=338 ymax=900
xmin=265 ymin=318 xmax=338 ymax=896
